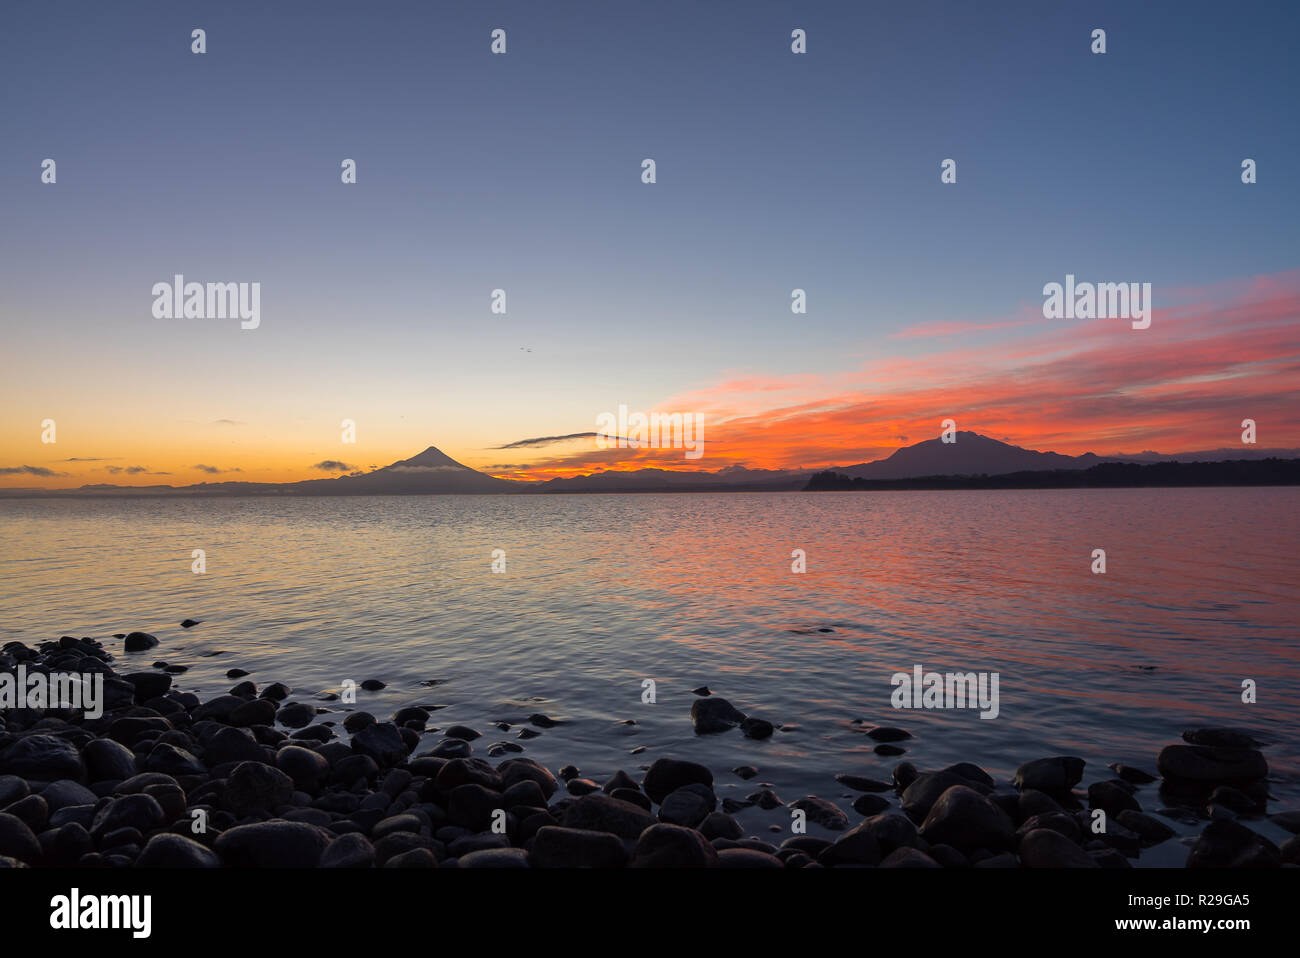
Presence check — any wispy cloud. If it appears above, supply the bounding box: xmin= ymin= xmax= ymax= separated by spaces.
xmin=193 ymin=464 xmax=242 ymax=474
xmin=495 ymin=432 xmax=598 ymax=450
xmin=0 ymin=465 xmax=68 ymax=477
xmin=311 ymin=460 xmax=354 ymax=472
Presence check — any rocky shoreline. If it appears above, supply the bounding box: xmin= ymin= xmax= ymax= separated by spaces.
xmin=0 ymin=631 xmax=1296 ymax=868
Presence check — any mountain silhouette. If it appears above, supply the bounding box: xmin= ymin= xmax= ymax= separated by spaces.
xmin=835 ymin=432 xmax=1101 ymax=480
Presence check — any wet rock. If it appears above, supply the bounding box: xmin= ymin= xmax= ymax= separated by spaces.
xmin=1013 ymin=756 xmax=1086 ymax=793
xmin=497 ymin=758 xmax=559 ymax=800
xmin=1186 ymin=819 xmax=1281 ymax=868
xmin=124 ymin=672 xmax=172 ymax=702
xmin=566 ymin=778 xmax=600 ymax=797
xmin=835 ymin=774 xmax=892 ymax=793
xmin=435 ymin=758 xmax=504 ymax=793
xmin=123 ymin=632 xmax=159 ymax=652
xmin=444 ymin=725 xmax=481 ymax=742
xmin=1116 ymin=810 xmax=1176 ymax=846
xmin=342 ymin=712 xmax=375 ymax=733
xmin=360 ymin=680 xmax=386 ymax=691
xmin=1182 ymin=727 xmax=1265 ymax=749
xmin=864 ymin=726 xmax=911 ymax=742
xmin=892 ymin=761 xmax=919 ymax=790
xmin=880 ymin=846 xmax=940 ymax=868
xmin=458 ymin=847 xmax=529 ymax=868
xmin=136 ymin=834 xmax=220 ymax=868
xmin=91 ymin=794 xmax=165 ymax=838
xmin=1209 ymin=785 xmax=1262 ymax=816
xmin=528 ymin=713 xmax=563 ymax=728
xmin=350 ymin=722 xmax=409 ymax=767
xmin=0 ymin=813 xmax=41 ymax=864
xmin=1157 ymin=745 xmax=1267 ymax=783
xmin=1088 ymin=780 xmax=1142 ymax=816
xmin=642 ymin=758 xmax=713 ymax=804
xmin=740 ymin=717 xmax=774 ymax=739
xmin=732 ymin=766 xmax=759 ymax=781
xmin=1108 ymin=762 xmax=1158 ymax=785
xmin=748 ymin=788 xmax=784 ymax=810
xmin=180 ymin=619 xmax=201 ymax=629
xmin=602 ymin=770 xmax=638 ymax=794
xmin=204 ymin=726 xmax=267 ymax=766
xmin=275 ymin=746 xmax=330 ymax=793
xmin=0 ymin=734 xmax=86 ymax=782
xmin=789 ymin=796 xmax=849 ymax=831
xmin=690 ymin=697 xmax=746 ymax=734
xmin=1015 ymin=811 xmax=1081 ymax=844
xmin=1019 ymin=827 xmax=1099 ymax=867
xmin=320 ymin=833 xmax=375 ymax=868
xmin=214 ymin=821 xmax=331 ymax=868
xmin=222 ymin=761 xmax=294 ymax=816
xmin=852 ymin=794 xmax=891 ymax=816
xmin=274 ymin=702 xmax=315 ymax=729
xmin=38 ymin=780 xmax=97 ymax=812
xmin=919 ymin=785 xmax=1015 ymax=851
xmin=659 ymin=786 xmax=714 ymax=828
xmin=531 ymin=826 xmax=627 ymax=868
xmin=561 ymin=794 xmax=657 ymax=839
xmin=874 ymin=744 xmax=906 ymax=756
xmin=699 ymin=811 xmax=744 ymax=841
xmin=631 ymin=823 xmax=719 ymax=868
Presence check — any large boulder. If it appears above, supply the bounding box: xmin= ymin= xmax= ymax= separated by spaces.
xmin=918 ymin=785 xmax=1015 ymax=851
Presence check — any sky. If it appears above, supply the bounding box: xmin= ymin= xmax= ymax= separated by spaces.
xmin=1 ymin=0 xmax=1297 ymax=487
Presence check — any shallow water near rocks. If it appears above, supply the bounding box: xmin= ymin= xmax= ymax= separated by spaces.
xmin=2 ymin=488 xmax=1297 ymax=863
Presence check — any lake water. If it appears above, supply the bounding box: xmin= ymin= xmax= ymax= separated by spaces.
xmin=2 ymin=488 xmax=1297 ymax=861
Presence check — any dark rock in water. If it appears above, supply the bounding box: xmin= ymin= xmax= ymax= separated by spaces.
xmin=1186 ymin=819 xmax=1281 ymax=868
xmin=436 ymin=757 xmax=504 ymax=793
xmin=259 ymin=682 xmax=291 ymax=701
xmin=444 ymin=725 xmax=481 ymax=742
xmin=561 ymin=794 xmax=657 ymax=839
xmin=1269 ymin=810 xmax=1300 ymax=834
xmin=740 ymin=717 xmax=774 ymax=739
xmin=836 ymin=774 xmax=892 ymax=793
xmin=690 ymin=686 xmax=711 ymax=696
xmin=880 ymin=846 xmax=941 ymax=868
xmin=528 ymin=713 xmax=563 ymax=728
xmin=531 ymin=826 xmax=627 ymax=868
xmin=613 ymin=788 xmax=653 ymax=811
xmin=1013 ymin=756 xmax=1086 ymax=793
xmin=567 ymin=778 xmax=600 ymax=797
xmin=1182 ymin=727 xmax=1266 ymax=749
xmin=320 ymin=833 xmax=376 ymax=868
xmin=642 ymin=758 xmax=713 ymax=804
xmin=874 ymin=744 xmax=906 ymax=756
xmin=1157 ymin=745 xmax=1267 ymax=783
xmin=558 ymin=765 xmax=580 ymax=781
xmin=193 ymin=695 xmax=245 ymax=722
xmin=226 ymin=668 xmax=250 ymax=679
xmin=790 ymin=796 xmax=849 ymax=831
xmin=1116 ymin=810 xmax=1177 ymax=846
xmin=852 ymin=793 xmax=891 ymax=817
xmin=342 ymin=712 xmax=375 ymax=733
xmin=222 ymin=761 xmax=294 ymax=816
xmin=516 ymin=727 xmax=541 ymax=740
xmin=603 ymin=770 xmax=638 ymax=794
xmin=360 ymin=679 xmax=386 ymax=691
xmin=732 ymin=766 xmax=759 ymax=781
xmin=919 ymin=785 xmax=1015 ymax=851
xmin=214 ymin=821 xmax=331 ymax=868
xmin=274 ymin=702 xmax=315 ymax=729
xmin=123 ymin=632 xmax=159 ymax=652
xmin=0 ymin=813 xmax=41 ymax=864
xmin=124 ymin=671 xmax=172 ymax=702
xmin=1088 ymin=780 xmax=1142 ymax=816
xmin=900 ymin=770 xmax=978 ymax=821
xmin=864 ymin=726 xmax=911 ymax=742
xmin=1019 ymin=827 xmax=1099 ymax=868
xmin=487 ymin=742 xmax=523 ymax=757
xmin=1209 ymin=785 xmax=1262 ymax=816
xmin=494 ymin=757 xmax=556 ymax=800
xmin=0 ymin=735 xmax=86 ymax=782
xmin=659 ymin=787 xmax=714 ymax=828
xmin=892 ymin=761 xmax=919 ymax=791
xmin=1108 ymin=762 xmax=1158 ymax=785
xmin=747 ymin=788 xmax=785 ymax=810
xmin=180 ymin=619 xmax=201 ymax=629
xmin=689 ymin=697 xmax=746 ymax=734
xmin=350 ymin=722 xmax=409 ymax=766
xmin=631 ymin=823 xmax=719 ymax=868
xmin=81 ymin=738 xmax=138 ymax=783
xmin=137 ymin=834 xmax=219 ymax=868
xmin=230 ymin=679 xmax=259 ymax=697
xmin=458 ymin=847 xmax=529 ymax=869
xmin=699 ymin=811 xmax=744 ymax=841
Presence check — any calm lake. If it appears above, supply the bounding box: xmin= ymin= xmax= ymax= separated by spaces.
xmin=2 ymin=488 xmax=1296 ymax=861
